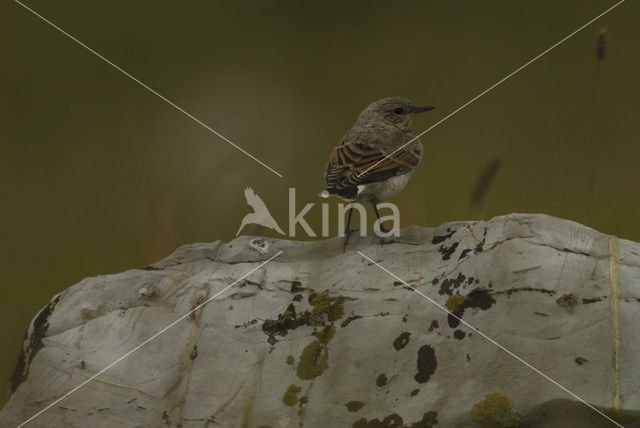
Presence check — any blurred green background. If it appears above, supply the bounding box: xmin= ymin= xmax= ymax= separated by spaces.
xmin=1 ymin=0 xmax=638 ymax=407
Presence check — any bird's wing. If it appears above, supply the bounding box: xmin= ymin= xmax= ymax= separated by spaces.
xmin=325 ymin=140 xmax=420 ymax=199
xmin=244 ymin=187 xmax=269 ymax=212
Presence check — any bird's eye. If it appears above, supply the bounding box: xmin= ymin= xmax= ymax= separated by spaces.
xmin=393 ymin=107 xmax=404 ymax=115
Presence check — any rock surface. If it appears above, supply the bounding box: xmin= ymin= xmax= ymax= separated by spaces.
xmin=2 ymin=213 xmax=640 ymax=427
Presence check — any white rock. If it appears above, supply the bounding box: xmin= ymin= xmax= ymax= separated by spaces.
xmin=2 ymin=214 xmax=639 ymax=427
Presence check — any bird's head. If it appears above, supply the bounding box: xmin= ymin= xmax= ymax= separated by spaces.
xmin=359 ymin=97 xmax=434 ymax=130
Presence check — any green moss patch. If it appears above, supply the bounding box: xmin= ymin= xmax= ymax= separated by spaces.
xmin=470 ymin=392 xmax=521 ymax=428
xmin=297 ymin=341 xmax=329 ymax=380
xmin=282 ymin=384 xmax=302 ymax=406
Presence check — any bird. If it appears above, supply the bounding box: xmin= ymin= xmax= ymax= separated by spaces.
xmin=320 ymin=97 xmax=434 ymax=248
xmin=236 ymin=187 xmax=285 ymax=236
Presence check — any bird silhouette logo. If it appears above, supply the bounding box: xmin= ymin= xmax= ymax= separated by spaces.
xmin=236 ymin=187 xmax=285 ymax=236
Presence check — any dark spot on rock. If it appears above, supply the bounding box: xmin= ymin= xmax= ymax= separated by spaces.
xmin=411 ymin=412 xmax=439 ymax=428
xmin=466 ymin=353 xmax=471 ymax=362
xmin=582 ymin=296 xmax=604 ymax=304
xmin=402 ymin=314 xmax=408 ymax=323
xmin=393 ymin=332 xmax=411 ymax=350
xmin=467 ymin=277 xmax=475 ymax=285
xmin=459 ymin=249 xmax=471 ymax=260
xmin=352 ymin=412 xmax=438 ymax=428
xmin=474 ymin=229 xmax=487 ymax=254
xmin=234 ymin=318 xmax=258 ymax=328
xmin=346 ymin=400 xmax=365 ymax=412
xmin=376 ymin=373 xmax=388 ymax=387
xmin=262 ymin=303 xmax=310 ymax=344
xmin=293 ymin=294 xmax=303 ymax=302
xmin=453 ymin=330 xmax=466 ymax=340
xmin=575 ymin=357 xmax=588 ymax=365
xmin=428 ymin=320 xmax=439 ymax=332
xmin=534 ymin=311 xmax=549 ymax=317
xmin=466 ymin=289 xmax=495 ymax=310
xmin=353 ymin=413 xmax=403 ymax=428
xmin=431 ymin=228 xmax=454 ymax=244
xmin=190 ymin=345 xmax=198 ymax=360
xmin=497 ymin=286 xmax=555 ymax=296
xmin=341 ymin=315 xmax=363 ymax=328
xmin=438 ymin=272 xmax=466 ymax=296
xmin=290 ymin=281 xmax=303 ymax=293
xmin=431 ymin=277 xmax=439 ymax=285
xmin=438 ymin=242 xmax=459 ymax=261
xmin=556 ymin=293 xmax=579 ymax=310
xmin=393 ymin=281 xmax=412 ymax=291
xmin=414 ymin=345 xmax=437 ymax=383
xmin=410 ymin=389 xmax=419 ymax=397
xmin=447 ymin=314 xmax=460 ymax=328
xmin=446 ymin=289 xmax=495 ymax=328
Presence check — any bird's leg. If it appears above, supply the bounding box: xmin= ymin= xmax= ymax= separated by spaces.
xmin=371 ymin=199 xmax=395 ymax=246
xmin=343 ymin=205 xmax=354 ymax=252
xmin=371 ymin=200 xmax=388 ymax=234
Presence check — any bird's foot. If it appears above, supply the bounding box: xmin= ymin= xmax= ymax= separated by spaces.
xmin=375 ymin=222 xmax=389 ymax=235
xmin=379 ymin=237 xmax=395 ymax=246
xmin=375 ymin=223 xmax=392 ymax=246
xmin=342 ymin=229 xmax=361 ymax=252
xmin=342 ymin=235 xmax=350 ymax=253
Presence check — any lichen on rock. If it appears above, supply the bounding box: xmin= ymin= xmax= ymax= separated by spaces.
xmin=470 ymin=392 xmax=521 ymax=427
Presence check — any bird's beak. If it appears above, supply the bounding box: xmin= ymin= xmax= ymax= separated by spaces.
xmin=415 ymin=105 xmax=435 ymax=113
